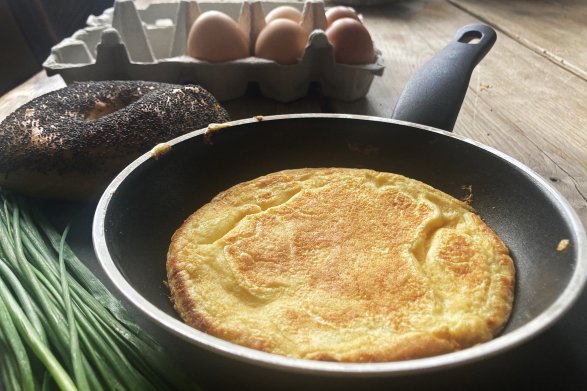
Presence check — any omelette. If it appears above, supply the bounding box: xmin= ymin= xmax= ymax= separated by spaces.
xmin=166 ymin=168 xmax=515 ymax=362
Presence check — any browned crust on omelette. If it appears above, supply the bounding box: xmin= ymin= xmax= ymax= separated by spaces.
xmin=167 ymin=168 xmax=515 ymax=362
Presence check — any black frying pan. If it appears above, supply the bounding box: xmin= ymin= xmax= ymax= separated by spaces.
xmin=93 ymin=24 xmax=586 ymax=390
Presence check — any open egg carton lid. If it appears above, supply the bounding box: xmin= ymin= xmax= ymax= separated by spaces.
xmin=42 ymin=0 xmax=385 ymax=102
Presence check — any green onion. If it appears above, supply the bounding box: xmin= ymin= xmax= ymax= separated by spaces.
xmin=0 ymin=274 xmax=74 ymax=390
xmin=0 ymin=192 xmax=197 ymax=390
xmin=0 ymin=259 xmax=47 ymax=346
xmin=0 ymin=285 xmax=36 ymax=391
xmin=58 ymin=225 xmax=89 ymax=390
xmin=1 ymin=351 xmax=23 ymax=391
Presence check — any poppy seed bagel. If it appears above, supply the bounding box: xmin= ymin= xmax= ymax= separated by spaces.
xmin=0 ymin=80 xmax=230 ymax=201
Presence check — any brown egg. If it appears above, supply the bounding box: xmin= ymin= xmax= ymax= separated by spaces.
xmin=325 ymin=6 xmax=360 ymax=26
xmin=265 ymin=5 xmax=302 ymax=24
xmin=255 ymin=19 xmax=308 ymax=65
xmin=187 ymin=11 xmax=249 ymax=62
xmin=326 ymin=18 xmax=376 ymax=65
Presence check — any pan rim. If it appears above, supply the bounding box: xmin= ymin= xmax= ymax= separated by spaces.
xmin=93 ymin=113 xmax=587 ymax=376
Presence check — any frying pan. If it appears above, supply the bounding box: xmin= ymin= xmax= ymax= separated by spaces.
xmin=93 ymin=24 xmax=586 ymax=389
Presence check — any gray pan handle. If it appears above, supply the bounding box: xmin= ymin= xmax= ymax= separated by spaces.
xmin=391 ymin=24 xmax=497 ymax=132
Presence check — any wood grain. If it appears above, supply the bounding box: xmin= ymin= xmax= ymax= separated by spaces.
xmin=449 ymin=0 xmax=587 ymax=80
xmin=0 ymin=73 xmax=65 ymax=122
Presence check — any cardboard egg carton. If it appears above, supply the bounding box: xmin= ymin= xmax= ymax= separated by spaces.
xmin=43 ymin=0 xmax=385 ymax=102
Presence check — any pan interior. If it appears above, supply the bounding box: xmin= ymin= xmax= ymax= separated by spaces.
xmin=101 ymin=117 xmax=578 ymax=345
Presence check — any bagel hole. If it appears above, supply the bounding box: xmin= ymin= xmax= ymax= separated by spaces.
xmin=85 ymin=100 xmax=120 ymax=121
xmin=84 ymin=97 xmax=140 ymax=121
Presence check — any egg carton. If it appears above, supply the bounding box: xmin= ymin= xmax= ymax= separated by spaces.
xmin=43 ymin=0 xmax=385 ymax=102
xmin=325 ymin=0 xmax=401 ymax=5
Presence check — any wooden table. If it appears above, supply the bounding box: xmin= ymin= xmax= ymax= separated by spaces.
xmin=1 ymin=1 xmax=586 ymax=390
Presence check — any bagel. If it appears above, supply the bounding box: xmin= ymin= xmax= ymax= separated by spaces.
xmin=0 ymin=80 xmax=230 ymax=201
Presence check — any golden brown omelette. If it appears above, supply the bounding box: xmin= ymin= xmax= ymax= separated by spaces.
xmin=167 ymin=168 xmax=515 ymax=362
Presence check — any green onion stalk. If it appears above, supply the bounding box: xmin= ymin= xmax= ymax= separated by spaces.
xmin=0 ymin=192 xmax=200 ymax=391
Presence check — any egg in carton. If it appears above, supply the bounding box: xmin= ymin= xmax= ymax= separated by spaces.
xmin=43 ymin=0 xmax=385 ymax=102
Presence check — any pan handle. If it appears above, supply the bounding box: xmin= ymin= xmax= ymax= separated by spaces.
xmin=391 ymin=24 xmax=497 ymax=132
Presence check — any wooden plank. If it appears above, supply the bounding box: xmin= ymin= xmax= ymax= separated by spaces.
xmin=449 ymin=0 xmax=587 ymax=80
xmin=0 ymin=73 xmax=66 ymax=122
xmin=331 ymin=0 xmax=587 ymax=223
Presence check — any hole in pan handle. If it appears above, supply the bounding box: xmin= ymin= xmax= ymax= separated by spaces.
xmin=391 ymin=24 xmax=497 ymax=132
